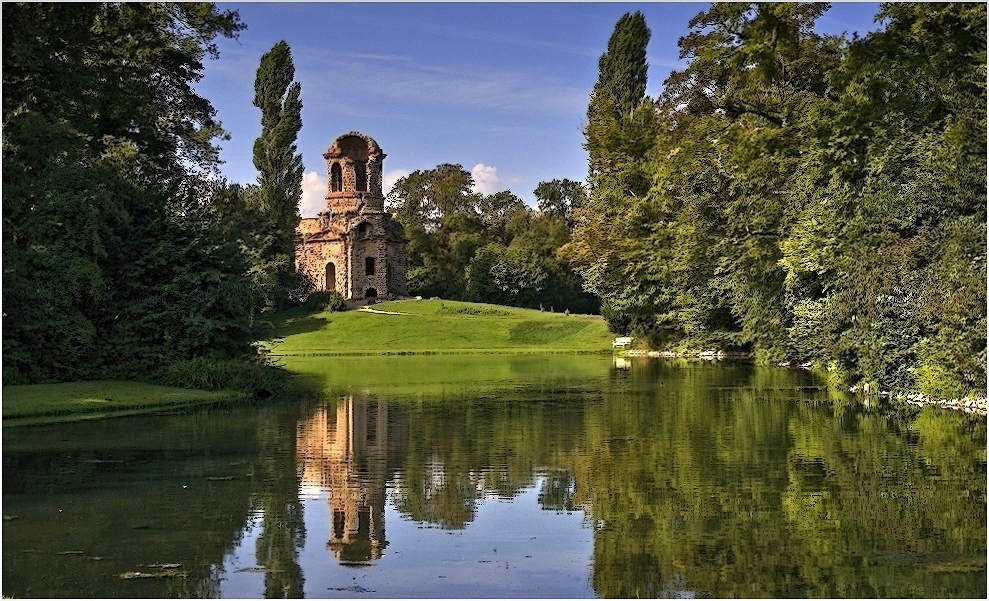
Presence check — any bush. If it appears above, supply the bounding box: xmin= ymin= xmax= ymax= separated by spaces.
xmin=159 ymin=355 xmax=289 ymax=399
xmin=303 ymin=289 xmax=346 ymax=312
xmin=914 ymin=361 xmax=967 ymax=400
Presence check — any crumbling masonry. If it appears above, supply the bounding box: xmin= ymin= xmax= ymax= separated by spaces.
xmin=296 ymin=132 xmax=407 ymax=300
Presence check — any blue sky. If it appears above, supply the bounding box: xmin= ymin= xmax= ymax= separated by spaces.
xmin=196 ymin=2 xmax=882 ymax=216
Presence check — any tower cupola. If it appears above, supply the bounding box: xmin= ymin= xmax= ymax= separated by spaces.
xmin=323 ymin=131 xmax=386 ymax=213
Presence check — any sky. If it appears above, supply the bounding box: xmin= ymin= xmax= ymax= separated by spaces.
xmin=196 ymin=2 xmax=883 ymax=217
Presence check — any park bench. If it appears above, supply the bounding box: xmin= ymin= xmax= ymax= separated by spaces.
xmin=613 ymin=336 xmax=633 ymax=349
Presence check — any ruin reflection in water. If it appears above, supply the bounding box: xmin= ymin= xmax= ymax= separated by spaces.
xmin=297 ymin=397 xmax=398 ymax=566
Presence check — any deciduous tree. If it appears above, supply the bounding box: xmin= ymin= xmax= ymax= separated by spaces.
xmin=2 ymin=2 xmax=250 ymax=383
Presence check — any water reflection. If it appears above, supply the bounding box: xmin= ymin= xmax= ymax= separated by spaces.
xmin=3 ymin=356 xmax=986 ymax=598
xmin=253 ymin=405 xmax=306 ymax=598
xmin=297 ymin=397 xmax=394 ymax=565
xmin=1 ymin=406 xmax=281 ymax=598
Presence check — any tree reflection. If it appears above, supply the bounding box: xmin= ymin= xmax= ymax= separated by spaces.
xmin=572 ymin=363 xmax=987 ymax=598
xmin=388 ymin=393 xmax=592 ymax=529
xmin=538 ymin=469 xmax=578 ymax=512
xmin=288 ymin=358 xmax=984 ymax=597
xmin=254 ymin=404 xmax=306 ymax=598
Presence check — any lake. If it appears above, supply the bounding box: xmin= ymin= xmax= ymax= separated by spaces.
xmin=3 ymin=355 xmax=986 ymax=598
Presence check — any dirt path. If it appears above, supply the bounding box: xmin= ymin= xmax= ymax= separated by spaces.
xmin=357 ymin=307 xmax=415 ymax=316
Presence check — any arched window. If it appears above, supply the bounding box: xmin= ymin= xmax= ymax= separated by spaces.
xmin=365 ymin=288 xmax=378 ymax=298
xmin=330 ymin=163 xmax=343 ymax=192
xmin=355 ymin=162 xmax=367 ymax=192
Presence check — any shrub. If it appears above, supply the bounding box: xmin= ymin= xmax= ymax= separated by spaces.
xmin=159 ymin=355 xmax=289 ymax=399
xmin=303 ymin=289 xmax=346 ymax=312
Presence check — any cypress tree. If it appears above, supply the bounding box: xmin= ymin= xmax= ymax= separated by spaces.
xmin=589 ymin=11 xmax=650 ymax=124
xmin=252 ymin=40 xmax=303 ymax=310
xmin=584 ymin=11 xmax=655 ymax=187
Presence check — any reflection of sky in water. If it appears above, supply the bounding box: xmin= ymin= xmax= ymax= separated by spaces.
xmin=218 ymin=479 xmax=594 ymax=598
xmin=217 ymin=510 xmax=266 ymax=598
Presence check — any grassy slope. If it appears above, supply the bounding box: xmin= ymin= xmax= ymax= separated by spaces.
xmin=2 ymin=380 xmax=240 ymax=426
xmin=269 ymin=299 xmax=614 ymax=355
xmin=4 ymin=301 xmax=610 ymax=426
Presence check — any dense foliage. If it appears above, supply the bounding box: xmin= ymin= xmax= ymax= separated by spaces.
xmin=568 ymin=3 xmax=987 ymax=397
xmin=386 ymin=165 xmax=598 ymax=314
xmin=1 ymin=3 xmax=272 ymax=386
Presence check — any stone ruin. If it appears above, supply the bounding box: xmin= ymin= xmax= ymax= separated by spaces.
xmin=295 ymin=132 xmax=407 ymax=300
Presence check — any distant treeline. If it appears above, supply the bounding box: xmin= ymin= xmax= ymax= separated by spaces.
xmin=386 ymin=165 xmax=597 ymax=314
xmin=570 ymin=3 xmax=986 ymax=398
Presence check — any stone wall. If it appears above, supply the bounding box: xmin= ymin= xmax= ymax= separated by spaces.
xmin=351 ymin=235 xmax=387 ymax=298
xmin=387 ymin=238 xmax=408 ymax=296
xmin=297 ymin=236 xmax=347 ymax=294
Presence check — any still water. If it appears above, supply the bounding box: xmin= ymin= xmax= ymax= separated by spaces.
xmin=3 ymin=355 xmax=986 ymax=598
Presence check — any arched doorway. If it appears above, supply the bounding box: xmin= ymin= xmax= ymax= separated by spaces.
xmin=364 ymin=288 xmax=377 ymax=298
xmin=325 ymin=262 xmax=337 ymax=292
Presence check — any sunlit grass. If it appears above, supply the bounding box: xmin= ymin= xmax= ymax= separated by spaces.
xmin=268 ymin=299 xmax=613 ymax=356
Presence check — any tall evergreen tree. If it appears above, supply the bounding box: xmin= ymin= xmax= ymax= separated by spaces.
xmin=584 ymin=12 xmax=655 ymax=196
xmin=570 ymin=11 xmax=657 ymax=326
xmin=251 ymin=40 xmax=304 ymax=310
xmin=590 ymin=11 xmax=650 ymax=124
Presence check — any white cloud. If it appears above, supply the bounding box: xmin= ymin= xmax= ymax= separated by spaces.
xmin=383 ymin=169 xmax=411 ymax=196
xmin=472 ymin=163 xmax=501 ymax=195
xmin=300 ymin=170 xmax=327 ymax=217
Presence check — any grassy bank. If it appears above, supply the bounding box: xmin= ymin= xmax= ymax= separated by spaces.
xmin=2 ymin=380 xmax=241 ymax=427
xmin=269 ymin=299 xmax=614 ymax=355
xmin=3 ymin=300 xmax=610 ymax=426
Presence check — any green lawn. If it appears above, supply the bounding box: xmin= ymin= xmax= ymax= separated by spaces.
xmin=4 ymin=300 xmax=612 ymax=426
xmin=268 ymin=299 xmax=614 ymax=355
xmin=2 ymin=380 xmax=240 ymax=426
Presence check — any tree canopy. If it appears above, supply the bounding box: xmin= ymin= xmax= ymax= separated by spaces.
xmin=567 ymin=2 xmax=986 ymax=398
xmin=385 ymin=166 xmax=598 ymax=313
xmin=2 ymin=3 xmax=261 ymax=384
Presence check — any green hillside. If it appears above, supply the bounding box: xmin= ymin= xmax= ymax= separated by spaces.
xmin=269 ymin=299 xmax=613 ymax=356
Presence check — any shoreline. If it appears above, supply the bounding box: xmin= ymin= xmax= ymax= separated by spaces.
xmin=900 ymin=393 xmax=987 ymax=417
xmin=620 ymin=349 xmax=987 ymax=416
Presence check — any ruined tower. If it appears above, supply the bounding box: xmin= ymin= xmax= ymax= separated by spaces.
xmin=295 ymin=132 xmax=407 ymax=300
